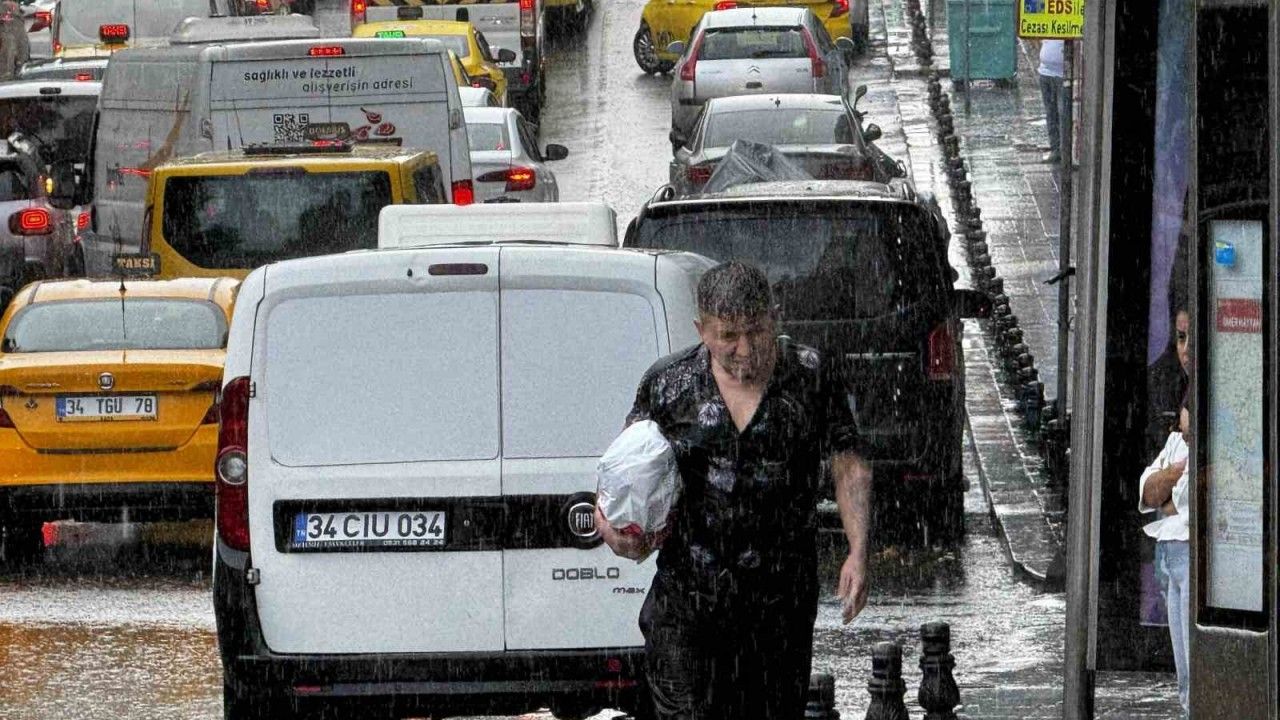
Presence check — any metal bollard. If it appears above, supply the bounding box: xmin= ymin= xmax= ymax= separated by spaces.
xmin=807 ymin=672 xmax=840 ymax=720
xmin=917 ymin=623 xmax=960 ymax=720
xmin=865 ymin=642 xmax=909 ymax=720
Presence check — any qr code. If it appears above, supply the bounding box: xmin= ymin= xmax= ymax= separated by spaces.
xmin=272 ymin=112 xmax=311 ymax=141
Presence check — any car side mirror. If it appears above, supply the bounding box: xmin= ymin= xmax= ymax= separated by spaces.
xmin=835 ymin=36 xmax=855 ymax=52
xmin=854 ymin=84 xmax=868 ymax=102
xmin=47 ymin=160 xmax=78 ymax=211
xmin=956 ymin=288 xmax=992 ymax=319
xmin=666 ymin=40 xmax=685 ymax=56
xmin=544 ymin=143 xmax=569 ymax=161
xmin=495 ymin=47 xmax=517 ymax=63
xmin=668 ymin=128 xmax=687 ymax=149
xmin=863 ymin=123 xmax=882 ymax=143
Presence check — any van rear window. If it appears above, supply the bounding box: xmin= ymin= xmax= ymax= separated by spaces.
xmin=160 ymin=171 xmax=392 ymax=269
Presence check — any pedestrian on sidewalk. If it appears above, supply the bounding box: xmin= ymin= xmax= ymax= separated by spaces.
xmin=1138 ymin=400 xmax=1191 ymax=718
xmin=596 ymin=260 xmax=873 ymax=720
xmin=1035 ymin=39 xmax=1065 ymax=163
xmin=1145 ymin=307 xmax=1191 ymax=455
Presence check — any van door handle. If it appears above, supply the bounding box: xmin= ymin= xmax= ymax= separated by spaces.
xmin=745 ymin=81 xmax=762 ymax=89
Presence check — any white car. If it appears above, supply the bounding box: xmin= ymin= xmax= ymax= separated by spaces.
xmin=458 ymin=85 xmax=501 ymax=107
xmin=213 ymin=227 xmax=714 ymax=720
xmin=465 ymin=106 xmax=568 ymax=203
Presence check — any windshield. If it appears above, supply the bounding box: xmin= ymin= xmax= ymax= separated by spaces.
xmin=3 ymin=299 xmax=227 ymax=352
xmin=160 ymin=170 xmax=392 ymax=269
xmin=698 ymin=26 xmax=808 ymax=61
xmin=633 ymin=202 xmax=945 ymax=319
xmin=0 ymin=96 xmax=97 ymax=166
xmin=59 ymin=0 xmax=214 ymax=43
xmin=467 ymin=122 xmax=510 ymax=151
xmin=703 ymin=108 xmax=857 ymax=149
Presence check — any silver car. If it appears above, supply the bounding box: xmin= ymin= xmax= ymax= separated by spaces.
xmin=668 ymin=6 xmax=854 ymax=149
xmin=464 ymin=106 xmax=568 ymax=203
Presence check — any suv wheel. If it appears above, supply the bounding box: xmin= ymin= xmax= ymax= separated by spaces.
xmin=633 ymin=23 xmax=674 ymax=75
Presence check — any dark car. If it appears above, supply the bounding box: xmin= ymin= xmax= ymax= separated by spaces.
xmin=623 ymin=180 xmax=989 ymax=544
xmin=669 ymin=92 xmax=905 ymax=196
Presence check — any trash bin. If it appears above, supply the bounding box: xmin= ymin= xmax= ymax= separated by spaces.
xmin=946 ymin=0 xmax=1017 ymax=82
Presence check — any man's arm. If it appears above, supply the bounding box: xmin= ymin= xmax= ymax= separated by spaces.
xmin=1141 ymin=461 xmax=1185 ymax=509
xmin=832 ymin=451 xmax=871 ymax=624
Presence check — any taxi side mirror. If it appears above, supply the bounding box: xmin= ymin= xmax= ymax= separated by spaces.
xmin=544 ymin=144 xmax=569 ymax=161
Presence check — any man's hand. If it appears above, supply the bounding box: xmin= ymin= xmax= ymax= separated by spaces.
xmin=594 ymin=506 xmax=653 ymax=561
xmin=838 ymin=552 xmax=868 ymax=624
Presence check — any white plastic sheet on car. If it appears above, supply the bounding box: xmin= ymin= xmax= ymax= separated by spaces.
xmin=596 ymin=420 xmax=682 ymax=560
xmin=701 ymin=138 xmax=812 ymax=194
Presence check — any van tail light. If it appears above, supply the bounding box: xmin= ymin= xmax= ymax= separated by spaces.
xmin=927 ymin=322 xmax=956 ymax=381
xmin=679 ymin=33 xmax=704 ymax=82
xmin=713 ymin=1 xmax=738 ymax=9
xmin=31 ymin=11 xmax=52 ymax=33
xmin=831 ymin=0 xmax=849 ymax=18
xmin=451 ymin=179 xmax=475 ymax=205
xmin=687 ymin=163 xmax=713 ymax=186
xmin=216 ymin=377 xmax=251 ymax=552
xmin=351 ymin=0 xmax=367 ymax=25
xmin=803 ymin=29 xmax=825 ymax=79
xmin=478 ymin=167 xmax=536 ymax=192
xmin=9 ymin=208 xmax=51 ymax=236
xmin=76 ymin=211 xmax=90 ymax=232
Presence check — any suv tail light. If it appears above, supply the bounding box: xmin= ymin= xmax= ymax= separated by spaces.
xmin=687 ymin=163 xmax=713 ymax=185
xmin=76 ymin=211 xmax=90 ymax=231
xmin=31 ymin=11 xmax=52 ymax=33
xmin=351 ymin=0 xmax=367 ymax=26
xmin=452 ymin=179 xmax=475 ymax=205
xmin=679 ymin=33 xmax=704 ymax=82
xmin=927 ymin=322 xmax=956 ymax=381
xmin=477 ymin=167 xmax=536 ymax=192
xmin=802 ymin=29 xmax=825 ymax=79
xmin=831 ymin=0 xmax=849 ymax=18
xmin=216 ymin=377 xmax=251 ymax=552
xmin=519 ymin=0 xmax=535 ymax=39
xmin=9 ymin=208 xmax=51 ymax=236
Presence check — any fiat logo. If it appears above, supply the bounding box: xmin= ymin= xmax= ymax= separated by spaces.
xmin=98 ymin=372 xmax=114 ymax=391
xmin=566 ymin=501 xmax=598 ymax=540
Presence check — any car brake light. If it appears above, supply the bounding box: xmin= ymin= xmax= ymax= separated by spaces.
xmin=452 ymin=179 xmax=474 ymax=205
xmin=520 ymin=0 xmax=535 ymax=37
xmin=9 ymin=208 xmax=51 ymax=236
xmin=927 ymin=322 xmax=956 ymax=381
xmin=256 ymin=0 xmax=270 ymax=7
xmin=76 ymin=212 xmax=90 ymax=231
xmin=216 ymin=376 xmax=251 ymax=552
xmin=351 ymin=0 xmax=367 ymax=24
xmin=687 ymin=164 xmax=713 ymax=185
xmin=309 ymin=45 xmax=346 ymax=57
xmin=478 ymin=167 xmax=536 ymax=192
xmin=31 ymin=11 xmax=52 ymax=32
xmin=74 ymin=72 xmax=93 ymax=82
xmin=831 ymin=0 xmax=849 ymax=18
xmin=680 ymin=33 xmax=704 ymax=82
xmin=802 ymin=29 xmax=825 ymax=78
xmin=713 ymin=1 xmax=738 ymax=9
xmin=99 ymin=24 xmax=130 ymax=44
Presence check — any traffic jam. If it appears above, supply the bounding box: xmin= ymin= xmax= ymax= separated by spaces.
xmin=0 ymin=0 xmax=988 ymax=718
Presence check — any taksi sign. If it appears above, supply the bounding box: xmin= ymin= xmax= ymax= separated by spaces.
xmin=1018 ymin=0 xmax=1084 ymax=39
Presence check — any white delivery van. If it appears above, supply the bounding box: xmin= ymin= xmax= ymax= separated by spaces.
xmin=213 ymin=232 xmax=712 ymax=720
xmin=52 ymin=0 xmax=236 ymax=56
xmin=88 ymin=36 xmax=472 ymax=275
xmin=379 ymin=202 xmax=617 ymax=247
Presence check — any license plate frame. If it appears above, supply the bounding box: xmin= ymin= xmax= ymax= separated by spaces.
xmin=288 ymin=510 xmax=448 ymax=551
xmin=55 ymin=394 xmax=158 ymax=423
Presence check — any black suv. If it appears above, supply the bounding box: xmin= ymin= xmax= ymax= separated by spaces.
xmin=623 ymin=180 xmax=988 ymax=544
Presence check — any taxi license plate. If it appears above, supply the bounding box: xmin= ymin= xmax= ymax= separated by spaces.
xmin=290 ymin=510 xmax=447 ymax=550
xmin=56 ymin=395 xmax=157 ymax=422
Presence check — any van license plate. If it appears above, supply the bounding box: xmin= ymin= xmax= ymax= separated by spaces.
xmin=56 ymin=395 xmax=157 ymax=422
xmin=290 ymin=511 xmax=447 ymax=550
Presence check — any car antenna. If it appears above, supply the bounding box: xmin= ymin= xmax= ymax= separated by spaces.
xmin=230 ymin=99 xmax=246 ymax=148
xmin=117 ymin=273 xmax=128 ymax=340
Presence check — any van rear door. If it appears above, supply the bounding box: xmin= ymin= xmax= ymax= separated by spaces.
xmin=248 ymin=248 xmax=504 ymax=655
xmin=498 ymin=246 xmax=666 ymax=651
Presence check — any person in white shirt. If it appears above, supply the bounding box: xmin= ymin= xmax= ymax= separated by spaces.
xmin=1036 ymin=39 xmax=1065 ymax=163
xmin=1138 ymin=403 xmax=1190 ymax=718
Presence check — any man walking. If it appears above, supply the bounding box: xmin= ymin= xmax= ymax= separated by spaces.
xmin=596 ymin=261 xmax=872 ymax=720
xmin=1036 ymin=39 xmax=1065 ymax=163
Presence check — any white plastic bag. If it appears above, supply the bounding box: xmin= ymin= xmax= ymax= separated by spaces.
xmin=596 ymin=420 xmax=682 ymax=548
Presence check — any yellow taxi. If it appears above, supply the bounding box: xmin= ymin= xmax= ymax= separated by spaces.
xmin=354 ymin=20 xmax=513 ymax=105
xmin=0 ymin=277 xmax=238 ymax=563
xmin=633 ymin=0 xmax=855 ymax=73
xmin=142 ymin=142 xmax=450 ymax=279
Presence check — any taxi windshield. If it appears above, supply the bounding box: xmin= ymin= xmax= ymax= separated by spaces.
xmin=3 ymin=299 xmax=227 ymax=352
xmin=160 ymin=170 xmax=392 ymax=269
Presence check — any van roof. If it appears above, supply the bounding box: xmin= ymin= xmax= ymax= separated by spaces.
xmin=105 ymin=36 xmax=448 ymax=65
xmin=157 ymin=145 xmax=438 ymax=170
xmin=169 ymin=15 xmax=323 ymax=45
xmin=379 ymin=203 xmax=619 ymax=248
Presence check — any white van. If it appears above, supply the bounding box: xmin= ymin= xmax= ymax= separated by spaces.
xmin=52 ymin=0 xmax=235 ymax=56
xmin=88 ymin=36 xmax=473 ymax=274
xmin=379 ymin=202 xmax=617 ymax=247
xmin=213 ymin=236 xmax=712 ymax=720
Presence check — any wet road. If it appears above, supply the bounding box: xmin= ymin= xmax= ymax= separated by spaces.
xmin=0 ymin=1 xmax=1077 ymax=718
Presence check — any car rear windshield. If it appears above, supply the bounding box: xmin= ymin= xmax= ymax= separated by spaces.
xmin=161 ymin=170 xmax=392 ymax=269
xmin=633 ymin=202 xmax=945 ymax=320
xmin=0 ymin=96 xmax=97 ymax=166
xmin=0 ymin=162 xmax=31 ymax=202
xmin=704 ymin=108 xmax=855 ymax=148
xmin=3 ymin=299 xmax=227 ymax=352
xmin=699 ymin=26 xmax=808 ymax=61
xmin=467 ymin=122 xmax=510 ymax=152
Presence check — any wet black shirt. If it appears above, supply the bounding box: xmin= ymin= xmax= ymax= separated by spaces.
xmin=626 ymin=340 xmax=861 ymax=593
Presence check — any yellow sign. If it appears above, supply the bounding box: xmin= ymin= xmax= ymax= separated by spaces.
xmin=1018 ymin=0 xmax=1084 ymax=39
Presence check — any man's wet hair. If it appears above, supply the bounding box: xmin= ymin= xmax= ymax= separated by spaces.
xmin=697 ymin=261 xmax=773 ymax=321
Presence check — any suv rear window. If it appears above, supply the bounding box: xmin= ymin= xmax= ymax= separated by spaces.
xmin=699 ymin=27 xmax=808 ymax=61
xmin=3 ymin=299 xmax=226 ymax=352
xmin=0 ymin=163 xmax=31 ymax=202
xmin=0 ymin=96 xmax=97 ymax=166
xmin=160 ymin=170 xmax=392 ymax=268
xmin=631 ymin=201 xmax=945 ymax=320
